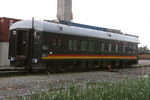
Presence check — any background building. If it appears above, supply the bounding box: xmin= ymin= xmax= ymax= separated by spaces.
xmin=0 ymin=17 xmax=21 ymax=66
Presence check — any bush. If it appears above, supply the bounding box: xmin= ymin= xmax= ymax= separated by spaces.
xmin=13 ymin=76 xmax=150 ymax=100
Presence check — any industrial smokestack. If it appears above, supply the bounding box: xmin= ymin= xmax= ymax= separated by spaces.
xmin=57 ymin=0 xmax=73 ymax=22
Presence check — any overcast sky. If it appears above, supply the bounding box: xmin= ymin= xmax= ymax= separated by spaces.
xmin=1 ymin=0 xmax=150 ymax=47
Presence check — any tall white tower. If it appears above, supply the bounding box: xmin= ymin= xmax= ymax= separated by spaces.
xmin=57 ymin=0 xmax=72 ymax=22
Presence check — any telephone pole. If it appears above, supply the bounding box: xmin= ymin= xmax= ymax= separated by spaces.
xmin=57 ymin=0 xmax=73 ymax=22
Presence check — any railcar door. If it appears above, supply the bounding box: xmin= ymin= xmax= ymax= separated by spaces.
xmin=16 ymin=31 xmax=28 ymax=55
xmin=9 ymin=30 xmax=33 ymax=68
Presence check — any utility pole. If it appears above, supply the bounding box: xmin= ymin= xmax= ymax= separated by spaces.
xmin=57 ymin=0 xmax=73 ymax=22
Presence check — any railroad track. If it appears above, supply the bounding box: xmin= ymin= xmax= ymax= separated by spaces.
xmin=0 ymin=65 xmax=133 ymax=77
xmin=0 ymin=68 xmax=28 ymax=77
xmin=0 ymin=66 xmax=46 ymax=77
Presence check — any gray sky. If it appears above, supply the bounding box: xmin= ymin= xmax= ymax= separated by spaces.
xmin=1 ymin=0 xmax=150 ymax=47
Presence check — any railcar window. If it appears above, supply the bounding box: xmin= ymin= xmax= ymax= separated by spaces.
xmin=52 ymin=39 xmax=57 ymax=46
xmin=69 ymin=40 xmax=73 ymax=50
xmin=89 ymin=41 xmax=95 ymax=51
xmin=73 ymin=40 xmax=78 ymax=50
xmin=101 ymin=43 xmax=105 ymax=52
xmin=58 ymin=39 xmax=62 ymax=46
xmin=34 ymin=35 xmax=40 ymax=40
xmin=81 ymin=41 xmax=88 ymax=51
xmin=131 ymin=46 xmax=133 ymax=53
xmin=115 ymin=44 xmax=118 ymax=53
xmin=118 ymin=45 xmax=122 ymax=53
xmin=69 ymin=40 xmax=78 ymax=50
xmin=52 ymin=39 xmax=63 ymax=47
xmin=13 ymin=31 xmax=17 ymax=35
xmin=128 ymin=46 xmax=132 ymax=53
xmin=42 ymin=45 xmax=49 ymax=50
xmin=111 ymin=44 xmax=115 ymax=52
xmin=133 ymin=46 xmax=137 ymax=53
xmin=109 ymin=44 xmax=112 ymax=52
xmin=123 ymin=45 xmax=126 ymax=53
xmin=98 ymin=42 xmax=101 ymax=51
xmin=33 ymin=32 xmax=41 ymax=46
xmin=125 ymin=46 xmax=129 ymax=53
xmin=34 ymin=32 xmax=40 ymax=40
xmin=125 ymin=45 xmax=132 ymax=53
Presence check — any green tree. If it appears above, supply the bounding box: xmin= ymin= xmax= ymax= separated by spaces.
xmin=138 ymin=45 xmax=150 ymax=53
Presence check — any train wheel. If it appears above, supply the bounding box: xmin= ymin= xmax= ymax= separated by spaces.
xmin=127 ymin=62 xmax=132 ymax=68
xmin=59 ymin=65 xmax=69 ymax=72
xmin=46 ymin=64 xmax=57 ymax=73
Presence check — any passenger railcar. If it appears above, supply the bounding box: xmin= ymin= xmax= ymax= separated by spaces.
xmin=9 ymin=20 xmax=139 ymax=72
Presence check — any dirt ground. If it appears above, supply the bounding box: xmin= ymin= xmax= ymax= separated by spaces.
xmin=0 ymin=60 xmax=150 ymax=99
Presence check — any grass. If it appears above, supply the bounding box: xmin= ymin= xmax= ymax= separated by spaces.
xmin=10 ymin=76 xmax=150 ymax=100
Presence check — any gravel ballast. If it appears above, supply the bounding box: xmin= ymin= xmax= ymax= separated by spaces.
xmin=0 ymin=60 xmax=150 ymax=99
